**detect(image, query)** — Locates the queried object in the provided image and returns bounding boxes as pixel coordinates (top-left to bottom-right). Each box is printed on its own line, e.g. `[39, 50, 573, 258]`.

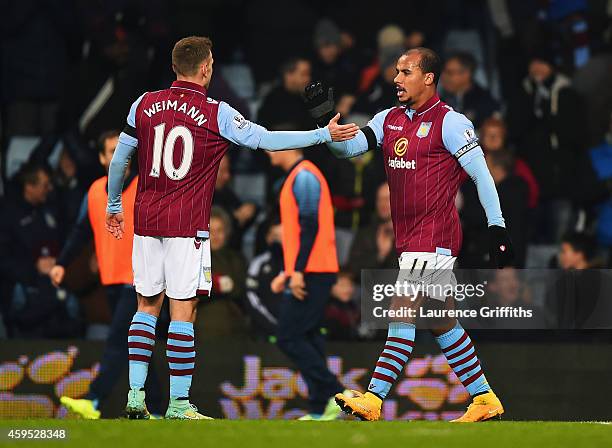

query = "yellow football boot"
[451, 390, 504, 422]
[60, 397, 101, 419]
[334, 390, 382, 421]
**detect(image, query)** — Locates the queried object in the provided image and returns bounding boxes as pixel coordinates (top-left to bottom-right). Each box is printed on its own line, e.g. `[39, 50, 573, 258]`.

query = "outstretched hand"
[106, 212, 125, 240]
[327, 113, 359, 142]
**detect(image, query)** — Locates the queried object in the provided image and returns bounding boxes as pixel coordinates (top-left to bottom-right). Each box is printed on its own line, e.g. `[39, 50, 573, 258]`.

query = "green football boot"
[165, 399, 213, 420]
[125, 389, 151, 420]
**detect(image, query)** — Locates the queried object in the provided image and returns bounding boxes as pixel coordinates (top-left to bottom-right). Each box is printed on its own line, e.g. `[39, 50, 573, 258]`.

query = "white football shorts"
[132, 235, 212, 300]
[397, 250, 457, 302]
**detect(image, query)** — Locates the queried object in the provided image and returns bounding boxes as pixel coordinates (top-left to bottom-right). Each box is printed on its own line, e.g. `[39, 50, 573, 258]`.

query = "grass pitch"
[0, 420, 610, 447]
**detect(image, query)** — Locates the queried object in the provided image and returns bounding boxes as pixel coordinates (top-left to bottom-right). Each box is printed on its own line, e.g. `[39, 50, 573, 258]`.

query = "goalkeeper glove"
[488, 225, 514, 268]
[303, 81, 335, 127]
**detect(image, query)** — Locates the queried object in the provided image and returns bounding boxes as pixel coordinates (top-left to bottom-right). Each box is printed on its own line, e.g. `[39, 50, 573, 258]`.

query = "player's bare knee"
[169, 297, 198, 322]
[137, 292, 164, 316]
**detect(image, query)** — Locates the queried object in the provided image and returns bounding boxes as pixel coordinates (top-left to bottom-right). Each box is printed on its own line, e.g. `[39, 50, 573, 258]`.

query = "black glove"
[488, 225, 514, 268]
[303, 81, 335, 127]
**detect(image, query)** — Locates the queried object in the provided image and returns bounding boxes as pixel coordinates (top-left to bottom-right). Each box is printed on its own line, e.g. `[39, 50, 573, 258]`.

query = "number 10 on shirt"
[150, 123, 194, 181]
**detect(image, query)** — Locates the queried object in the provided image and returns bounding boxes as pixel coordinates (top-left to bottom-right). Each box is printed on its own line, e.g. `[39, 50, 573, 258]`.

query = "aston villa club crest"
[416, 122, 432, 138]
[203, 266, 212, 283]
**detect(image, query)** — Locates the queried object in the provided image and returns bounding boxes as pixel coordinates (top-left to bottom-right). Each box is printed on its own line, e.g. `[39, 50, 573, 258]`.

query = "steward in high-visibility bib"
[87, 173, 136, 285]
[279, 158, 338, 276]
[268, 149, 346, 421]
[49, 130, 161, 419]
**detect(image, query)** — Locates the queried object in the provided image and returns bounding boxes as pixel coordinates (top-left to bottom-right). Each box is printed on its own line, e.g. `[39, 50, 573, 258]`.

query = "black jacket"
[441, 83, 500, 129]
[244, 246, 284, 339]
[0, 195, 63, 288]
[506, 74, 584, 200]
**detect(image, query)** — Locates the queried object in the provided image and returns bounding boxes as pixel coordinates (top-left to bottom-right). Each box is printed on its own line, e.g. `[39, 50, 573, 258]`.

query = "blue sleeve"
[461, 153, 506, 228]
[326, 130, 369, 158]
[367, 107, 393, 146]
[127, 93, 146, 128]
[326, 108, 392, 158]
[122, 93, 146, 147]
[106, 141, 136, 214]
[292, 170, 321, 272]
[118, 131, 138, 148]
[57, 193, 93, 266]
[442, 110, 482, 166]
[217, 101, 331, 150]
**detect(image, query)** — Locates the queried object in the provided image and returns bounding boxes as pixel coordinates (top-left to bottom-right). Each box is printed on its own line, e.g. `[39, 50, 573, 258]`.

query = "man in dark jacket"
[440, 51, 500, 129]
[257, 57, 314, 131]
[0, 163, 81, 337]
[244, 220, 284, 340]
[506, 51, 584, 243]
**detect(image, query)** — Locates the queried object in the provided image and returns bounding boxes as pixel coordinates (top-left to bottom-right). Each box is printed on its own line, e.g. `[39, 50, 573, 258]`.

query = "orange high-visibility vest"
[87, 176, 137, 285]
[279, 160, 338, 275]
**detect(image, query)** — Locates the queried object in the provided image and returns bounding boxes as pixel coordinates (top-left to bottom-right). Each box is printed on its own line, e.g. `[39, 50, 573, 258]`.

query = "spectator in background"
[460, 150, 529, 268]
[61, 11, 150, 149]
[550, 232, 605, 329]
[535, 0, 591, 72]
[53, 147, 85, 227]
[244, 219, 283, 341]
[351, 45, 405, 117]
[257, 57, 313, 131]
[587, 112, 612, 263]
[440, 51, 500, 129]
[487, 269, 532, 307]
[213, 155, 258, 250]
[558, 232, 597, 270]
[358, 25, 406, 97]
[0, 163, 81, 337]
[196, 207, 248, 338]
[485, 269, 546, 330]
[311, 18, 359, 113]
[506, 50, 584, 243]
[480, 117, 539, 209]
[325, 272, 360, 341]
[257, 57, 315, 200]
[572, 47, 612, 149]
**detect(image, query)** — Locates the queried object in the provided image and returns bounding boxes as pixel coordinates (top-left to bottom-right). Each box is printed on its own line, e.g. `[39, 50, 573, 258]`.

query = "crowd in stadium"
[1, 0, 611, 340]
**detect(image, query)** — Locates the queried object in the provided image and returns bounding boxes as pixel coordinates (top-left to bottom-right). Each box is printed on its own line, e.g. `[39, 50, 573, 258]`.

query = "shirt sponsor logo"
[416, 122, 432, 138]
[388, 157, 416, 170]
[394, 137, 408, 157]
[387, 124, 403, 131]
